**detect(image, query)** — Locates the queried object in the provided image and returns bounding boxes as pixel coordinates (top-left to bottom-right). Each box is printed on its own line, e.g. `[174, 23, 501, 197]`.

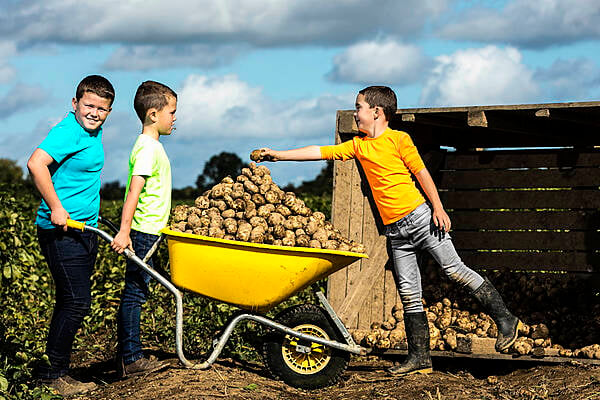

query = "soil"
[72, 353, 599, 400]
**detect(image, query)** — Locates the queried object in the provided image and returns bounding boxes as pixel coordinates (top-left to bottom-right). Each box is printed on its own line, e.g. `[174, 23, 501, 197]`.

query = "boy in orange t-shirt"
[256, 86, 521, 376]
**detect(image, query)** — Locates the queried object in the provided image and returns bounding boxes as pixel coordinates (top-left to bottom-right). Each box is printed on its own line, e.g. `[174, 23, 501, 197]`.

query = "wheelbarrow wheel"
[262, 304, 350, 389]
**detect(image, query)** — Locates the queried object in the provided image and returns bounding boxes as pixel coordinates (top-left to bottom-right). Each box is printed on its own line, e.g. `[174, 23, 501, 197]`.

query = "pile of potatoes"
[170, 162, 366, 253]
[352, 269, 600, 359]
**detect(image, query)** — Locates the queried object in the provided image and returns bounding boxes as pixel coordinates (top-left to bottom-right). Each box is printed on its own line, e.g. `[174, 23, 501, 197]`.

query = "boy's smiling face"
[354, 93, 376, 135]
[72, 91, 112, 132]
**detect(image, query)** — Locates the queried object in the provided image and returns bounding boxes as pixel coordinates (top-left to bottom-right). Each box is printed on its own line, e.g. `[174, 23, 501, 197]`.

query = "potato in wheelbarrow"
[169, 162, 366, 253]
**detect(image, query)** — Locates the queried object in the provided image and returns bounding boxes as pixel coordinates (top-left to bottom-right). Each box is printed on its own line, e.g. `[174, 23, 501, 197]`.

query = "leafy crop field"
[0, 186, 324, 399]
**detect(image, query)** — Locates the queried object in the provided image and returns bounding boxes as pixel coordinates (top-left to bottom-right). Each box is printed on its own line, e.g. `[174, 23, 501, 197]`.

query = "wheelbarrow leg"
[313, 285, 359, 348]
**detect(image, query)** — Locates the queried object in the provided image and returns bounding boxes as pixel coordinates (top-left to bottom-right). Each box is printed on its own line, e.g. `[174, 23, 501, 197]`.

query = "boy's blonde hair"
[359, 86, 397, 122]
[134, 81, 177, 123]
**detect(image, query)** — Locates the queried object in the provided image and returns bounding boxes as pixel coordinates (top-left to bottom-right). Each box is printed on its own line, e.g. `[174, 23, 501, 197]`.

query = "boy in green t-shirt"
[111, 80, 177, 377]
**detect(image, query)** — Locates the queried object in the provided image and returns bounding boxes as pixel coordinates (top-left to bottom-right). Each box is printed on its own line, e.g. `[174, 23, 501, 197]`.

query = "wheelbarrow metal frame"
[74, 219, 366, 371]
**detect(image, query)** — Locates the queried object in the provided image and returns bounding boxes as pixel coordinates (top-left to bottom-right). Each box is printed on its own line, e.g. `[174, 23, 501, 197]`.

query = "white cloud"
[176, 74, 348, 140]
[535, 58, 600, 101]
[170, 74, 349, 187]
[438, 0, 600, 48]
[103, 44, 248, 70]
[3, 0, 449, 47]
[420, 46, 540, 106]
[0, 84, 49, 119]
[327, 39, 431, 85]
[1, 74, 346, 188]
[0, 41, 17, 83]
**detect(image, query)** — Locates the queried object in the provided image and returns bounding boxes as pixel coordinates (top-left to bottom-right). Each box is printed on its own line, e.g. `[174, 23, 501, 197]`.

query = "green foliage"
[0, 160, 25, 186]
[195, 152, 249, 192]
[0, 188, 332, 399]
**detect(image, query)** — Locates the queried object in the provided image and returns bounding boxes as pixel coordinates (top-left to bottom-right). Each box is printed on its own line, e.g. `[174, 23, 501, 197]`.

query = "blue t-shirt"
[35, 112, 104, 229]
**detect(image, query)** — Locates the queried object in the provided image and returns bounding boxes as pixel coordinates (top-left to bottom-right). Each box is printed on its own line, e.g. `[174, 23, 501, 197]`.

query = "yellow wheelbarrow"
[67, 217, 368, 389]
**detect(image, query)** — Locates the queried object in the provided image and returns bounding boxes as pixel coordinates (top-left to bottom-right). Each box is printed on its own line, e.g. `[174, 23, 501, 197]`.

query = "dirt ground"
[69, 353, 600, 400]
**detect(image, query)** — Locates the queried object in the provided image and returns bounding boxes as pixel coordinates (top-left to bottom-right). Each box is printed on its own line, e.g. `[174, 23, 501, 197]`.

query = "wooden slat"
[348, 161, 366, 329]
[439, 168, 600, 189]
[378, 348, 600, 365]
[451, 231, 595, 251]
[445, 151, 600, 169]
[458, 251, 598, 272]
[448, 210, 598, 230]
[441, 189, 600, 209]
[328, 158, 353, 312]
[335, 238, 389, 327]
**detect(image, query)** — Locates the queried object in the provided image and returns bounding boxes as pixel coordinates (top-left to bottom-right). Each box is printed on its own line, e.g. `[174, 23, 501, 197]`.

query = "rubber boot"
[387, 312, 432, 376]
[472, 278, 522, 352]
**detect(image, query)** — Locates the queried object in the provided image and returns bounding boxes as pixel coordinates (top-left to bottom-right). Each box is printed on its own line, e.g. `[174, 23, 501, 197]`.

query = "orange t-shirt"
[320, 128, 426, 225]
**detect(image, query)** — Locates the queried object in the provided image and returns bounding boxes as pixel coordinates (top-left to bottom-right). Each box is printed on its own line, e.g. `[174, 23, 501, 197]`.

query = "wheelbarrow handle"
[66, 219, 135, 259]
[66, 219, 86, 231]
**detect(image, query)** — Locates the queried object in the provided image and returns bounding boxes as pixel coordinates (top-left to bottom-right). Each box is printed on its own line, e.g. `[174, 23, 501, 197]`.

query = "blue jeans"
[36, 227, 98, 379]
[118, 230, 157, 364]
[384, 203, 484, 314]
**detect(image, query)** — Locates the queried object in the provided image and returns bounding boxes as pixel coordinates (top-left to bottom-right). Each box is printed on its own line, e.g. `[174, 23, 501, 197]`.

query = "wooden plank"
[363, 193, 384, 327]
[451, 231, 595, 251]
[383, 267, 399, 324]
[441, 189, 600, 209]
[439, 168, 600, 189]
[458, 251, 598, 272]
[445, 151, 600, 169]
[328, 159, 353, 312]
[347, 161, 366, 329]
[390, 100, 600, 115]
[456, 335, 497, 354]
[376, 348, 600, 365]
[335, 239, 390, 327]
[337, 110, 358, 134]
[448, 210, 598, 230]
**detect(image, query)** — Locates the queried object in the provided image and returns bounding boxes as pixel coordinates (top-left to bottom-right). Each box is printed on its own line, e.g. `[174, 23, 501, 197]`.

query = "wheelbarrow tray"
[161, 228, 368, 312]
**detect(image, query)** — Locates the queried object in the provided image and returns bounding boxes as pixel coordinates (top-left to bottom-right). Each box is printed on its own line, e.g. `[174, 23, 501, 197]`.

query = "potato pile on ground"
[351, 269, 600, 360]
[170, 162, 366, 253]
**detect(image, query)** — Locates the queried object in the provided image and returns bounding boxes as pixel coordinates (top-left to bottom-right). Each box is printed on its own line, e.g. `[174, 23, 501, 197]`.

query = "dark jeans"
[36, 227, 98, 379]
[118, 229, 157, 364]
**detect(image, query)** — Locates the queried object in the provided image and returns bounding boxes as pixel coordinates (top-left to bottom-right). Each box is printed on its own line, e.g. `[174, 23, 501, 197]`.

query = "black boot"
[387, 312, 432, 376]
[472, 278, 522, 352]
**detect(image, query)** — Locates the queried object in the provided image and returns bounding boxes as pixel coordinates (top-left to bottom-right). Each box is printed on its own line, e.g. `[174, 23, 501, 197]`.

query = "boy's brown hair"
[134, 81, 177, 123]
[76, 75, 115, 106]
[359, 86, 397, 122]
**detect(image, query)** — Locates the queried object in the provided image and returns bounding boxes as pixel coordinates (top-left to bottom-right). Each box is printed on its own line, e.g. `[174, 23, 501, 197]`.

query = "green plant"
[0, 187, 333, 398]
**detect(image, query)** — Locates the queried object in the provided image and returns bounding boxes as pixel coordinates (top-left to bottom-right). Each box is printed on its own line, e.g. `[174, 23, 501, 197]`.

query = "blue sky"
[1, 0, 599, 188]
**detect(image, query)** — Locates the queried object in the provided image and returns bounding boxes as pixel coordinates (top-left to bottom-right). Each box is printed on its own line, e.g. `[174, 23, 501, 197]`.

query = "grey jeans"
[384, 203, 484, 314]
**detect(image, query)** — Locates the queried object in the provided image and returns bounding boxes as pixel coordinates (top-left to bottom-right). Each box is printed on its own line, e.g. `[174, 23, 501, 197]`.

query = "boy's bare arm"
[256, 146, 322, 162]
[27, 148, 70, 230]
[111, 175, 146, 254]
[415, 168, 451, 232]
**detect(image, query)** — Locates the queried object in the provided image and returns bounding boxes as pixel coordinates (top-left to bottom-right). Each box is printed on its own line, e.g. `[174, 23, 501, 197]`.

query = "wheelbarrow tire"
[262, 303, 350, 389]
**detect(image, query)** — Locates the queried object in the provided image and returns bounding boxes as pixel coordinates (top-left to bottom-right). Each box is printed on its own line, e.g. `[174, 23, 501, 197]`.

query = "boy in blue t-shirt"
[111, 81, 176, 378]
[27, 75, 114, 396]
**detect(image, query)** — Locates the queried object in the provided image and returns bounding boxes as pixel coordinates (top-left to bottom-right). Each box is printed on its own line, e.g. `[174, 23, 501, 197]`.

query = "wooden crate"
[327, 102, 600, 333]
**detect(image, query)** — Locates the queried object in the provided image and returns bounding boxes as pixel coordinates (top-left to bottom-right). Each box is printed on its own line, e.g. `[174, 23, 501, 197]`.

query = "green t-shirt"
[126, 134, 172, 235]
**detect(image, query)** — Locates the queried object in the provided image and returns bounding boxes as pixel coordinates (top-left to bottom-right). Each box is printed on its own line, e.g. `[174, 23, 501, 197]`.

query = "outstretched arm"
[27, 148, 70, 231]
[415, 168, 451, 232]
[257, 146, 322, 162]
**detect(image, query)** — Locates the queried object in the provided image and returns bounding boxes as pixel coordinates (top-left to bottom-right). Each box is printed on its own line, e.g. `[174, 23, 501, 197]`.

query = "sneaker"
[118, 355, 169, 378]
[42, 375, 97, 396]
